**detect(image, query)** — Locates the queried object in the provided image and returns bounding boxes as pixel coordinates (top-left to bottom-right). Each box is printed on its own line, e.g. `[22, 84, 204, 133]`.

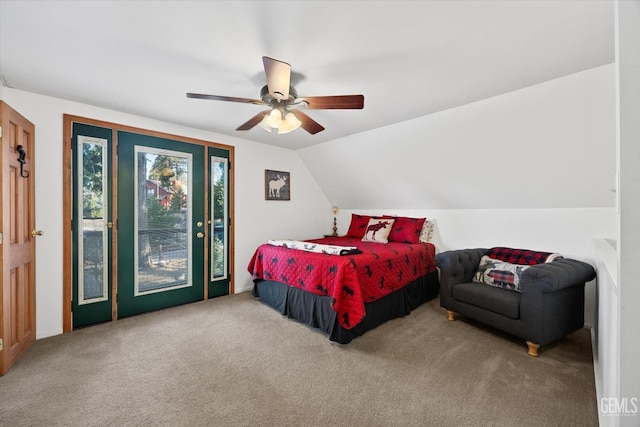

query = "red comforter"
[247, 236, 436, 330]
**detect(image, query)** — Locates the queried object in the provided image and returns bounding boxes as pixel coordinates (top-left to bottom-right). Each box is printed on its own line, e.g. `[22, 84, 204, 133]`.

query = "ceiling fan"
[186, 56, 364, 135]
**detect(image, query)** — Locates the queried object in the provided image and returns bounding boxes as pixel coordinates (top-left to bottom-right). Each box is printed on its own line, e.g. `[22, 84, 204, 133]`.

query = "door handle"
[31, 229, 43, 238]
[196, 232, 205, 239]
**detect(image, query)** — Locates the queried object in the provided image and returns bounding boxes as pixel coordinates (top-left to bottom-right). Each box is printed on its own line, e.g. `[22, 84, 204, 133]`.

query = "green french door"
[116, 131, 205, 317]
[71, 123, 231, 329]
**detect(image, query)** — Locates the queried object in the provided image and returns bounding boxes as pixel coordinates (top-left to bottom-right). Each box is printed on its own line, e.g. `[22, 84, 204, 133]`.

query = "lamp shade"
[258, 108, 283, 132]
[278, 111, 302, 134]
[258, 107, 301, 134]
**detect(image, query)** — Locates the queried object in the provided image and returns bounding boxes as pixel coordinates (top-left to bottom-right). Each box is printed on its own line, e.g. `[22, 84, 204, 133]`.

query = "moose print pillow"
[361, 218, 395, 244]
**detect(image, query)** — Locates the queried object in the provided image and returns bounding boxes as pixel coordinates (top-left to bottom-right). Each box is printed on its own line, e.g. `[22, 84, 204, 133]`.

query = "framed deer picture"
[265, 170, 290, 200]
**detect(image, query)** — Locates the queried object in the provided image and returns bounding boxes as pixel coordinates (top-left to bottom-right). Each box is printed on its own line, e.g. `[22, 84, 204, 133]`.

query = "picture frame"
[265, 170, 290, 200]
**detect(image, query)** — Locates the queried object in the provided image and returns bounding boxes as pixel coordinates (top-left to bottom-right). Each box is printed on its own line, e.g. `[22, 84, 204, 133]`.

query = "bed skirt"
[252, 269, 440, 344]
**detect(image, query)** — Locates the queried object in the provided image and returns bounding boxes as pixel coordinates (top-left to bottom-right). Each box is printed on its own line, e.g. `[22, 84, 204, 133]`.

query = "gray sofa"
[434, 248, 596, 356]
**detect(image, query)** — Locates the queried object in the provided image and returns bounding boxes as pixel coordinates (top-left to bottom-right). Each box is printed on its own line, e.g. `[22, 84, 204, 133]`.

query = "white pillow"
[419, 220, 434, 243]
[361, 218, 395, 244]
[472, 255, 530, 292]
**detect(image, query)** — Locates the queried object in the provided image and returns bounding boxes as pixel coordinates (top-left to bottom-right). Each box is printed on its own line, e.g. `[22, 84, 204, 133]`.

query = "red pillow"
[387, 216, 427, 244]
[346, 214, 372, 238]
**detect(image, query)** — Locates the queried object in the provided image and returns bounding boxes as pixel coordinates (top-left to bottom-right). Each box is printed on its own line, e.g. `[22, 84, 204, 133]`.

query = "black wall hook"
[17, 145, 29, 178]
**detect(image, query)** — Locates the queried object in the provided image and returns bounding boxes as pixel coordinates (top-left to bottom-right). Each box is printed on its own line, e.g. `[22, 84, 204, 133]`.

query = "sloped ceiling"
[0, 1, 613, 150]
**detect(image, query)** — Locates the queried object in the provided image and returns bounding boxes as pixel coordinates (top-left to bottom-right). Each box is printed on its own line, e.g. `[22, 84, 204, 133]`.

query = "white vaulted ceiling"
[0, 1, 613, 150]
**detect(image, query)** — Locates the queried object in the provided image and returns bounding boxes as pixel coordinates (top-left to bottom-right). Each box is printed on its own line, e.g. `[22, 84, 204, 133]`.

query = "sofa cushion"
[473, 255, 530, 292]
[452, 282, 521, 320]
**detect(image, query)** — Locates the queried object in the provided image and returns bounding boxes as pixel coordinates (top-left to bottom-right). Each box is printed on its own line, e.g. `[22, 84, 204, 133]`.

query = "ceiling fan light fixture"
[258, 108, 283, 132]
[257, 120, 272, 133]
[258, 107, 301, 134]
[278, 111, 302, 134]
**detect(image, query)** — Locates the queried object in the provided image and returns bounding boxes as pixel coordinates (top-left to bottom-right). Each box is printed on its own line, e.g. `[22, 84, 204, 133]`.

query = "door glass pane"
[211, 157, 228, 281]
[77, 136, 108, 304]
[134, 146, 192, 295]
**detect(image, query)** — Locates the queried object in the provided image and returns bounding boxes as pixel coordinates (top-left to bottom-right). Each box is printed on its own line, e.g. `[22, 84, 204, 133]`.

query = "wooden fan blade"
[292, 110, 325, 135]
[298, 94, 364, 110]
[262, 56, 291, 100]
[236, 111, 268, 131]
[187, 93, 264, 105]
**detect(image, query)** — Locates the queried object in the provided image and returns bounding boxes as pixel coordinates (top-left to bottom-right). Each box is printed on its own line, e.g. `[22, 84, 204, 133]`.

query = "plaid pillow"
[486, 247, 562, 265]
[473, 255, 530, 292]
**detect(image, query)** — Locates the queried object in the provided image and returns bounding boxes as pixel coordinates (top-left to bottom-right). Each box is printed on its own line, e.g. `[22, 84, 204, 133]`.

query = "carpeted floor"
[0, 292, 598, 426]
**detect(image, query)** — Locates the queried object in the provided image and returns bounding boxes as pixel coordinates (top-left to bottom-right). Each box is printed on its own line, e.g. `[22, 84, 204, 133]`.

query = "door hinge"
[0, 125, 3, 138]
[0, 338, 3, 351]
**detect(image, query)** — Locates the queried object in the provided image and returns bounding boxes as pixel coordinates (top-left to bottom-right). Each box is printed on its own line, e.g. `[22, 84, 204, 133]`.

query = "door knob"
[196, 232, 205, 239]
[31, 229, 43, 238]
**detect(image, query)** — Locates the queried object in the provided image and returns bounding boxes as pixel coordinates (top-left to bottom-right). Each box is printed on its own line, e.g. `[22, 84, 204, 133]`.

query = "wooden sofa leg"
[446, 310, 455, 321]
[526, 341, 540, 357]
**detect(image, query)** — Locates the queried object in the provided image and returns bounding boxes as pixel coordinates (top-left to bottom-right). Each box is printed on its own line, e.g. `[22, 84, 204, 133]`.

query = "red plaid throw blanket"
[486, 247, 563, 265]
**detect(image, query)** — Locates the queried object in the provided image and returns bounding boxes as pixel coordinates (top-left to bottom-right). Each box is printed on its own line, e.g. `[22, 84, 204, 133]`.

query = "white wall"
[0, 88, 331, 339]
[299, 64, 616, 211]
[614, 1, 640, 425]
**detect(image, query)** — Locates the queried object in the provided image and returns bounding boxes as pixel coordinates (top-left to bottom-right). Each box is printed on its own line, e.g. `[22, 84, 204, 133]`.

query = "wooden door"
[0, 101, 36, 376]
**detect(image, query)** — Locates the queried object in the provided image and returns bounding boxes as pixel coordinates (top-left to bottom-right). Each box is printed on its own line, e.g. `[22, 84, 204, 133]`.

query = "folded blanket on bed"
[267, 239, 362, 256]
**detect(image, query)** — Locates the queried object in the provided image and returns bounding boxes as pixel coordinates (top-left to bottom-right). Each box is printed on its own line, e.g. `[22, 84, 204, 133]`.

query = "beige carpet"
[0, 292, 598, 426]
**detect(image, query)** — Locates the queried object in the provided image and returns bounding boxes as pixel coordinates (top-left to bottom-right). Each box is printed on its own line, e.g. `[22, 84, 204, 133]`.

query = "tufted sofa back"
[436, 248, 486, 286]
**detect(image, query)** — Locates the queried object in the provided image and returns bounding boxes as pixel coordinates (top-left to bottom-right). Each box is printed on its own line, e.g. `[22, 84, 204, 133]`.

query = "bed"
[247, 215, 439, 343]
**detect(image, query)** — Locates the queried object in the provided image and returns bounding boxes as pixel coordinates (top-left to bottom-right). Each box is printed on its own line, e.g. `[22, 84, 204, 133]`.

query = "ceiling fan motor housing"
[260, 85, 298, 105]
